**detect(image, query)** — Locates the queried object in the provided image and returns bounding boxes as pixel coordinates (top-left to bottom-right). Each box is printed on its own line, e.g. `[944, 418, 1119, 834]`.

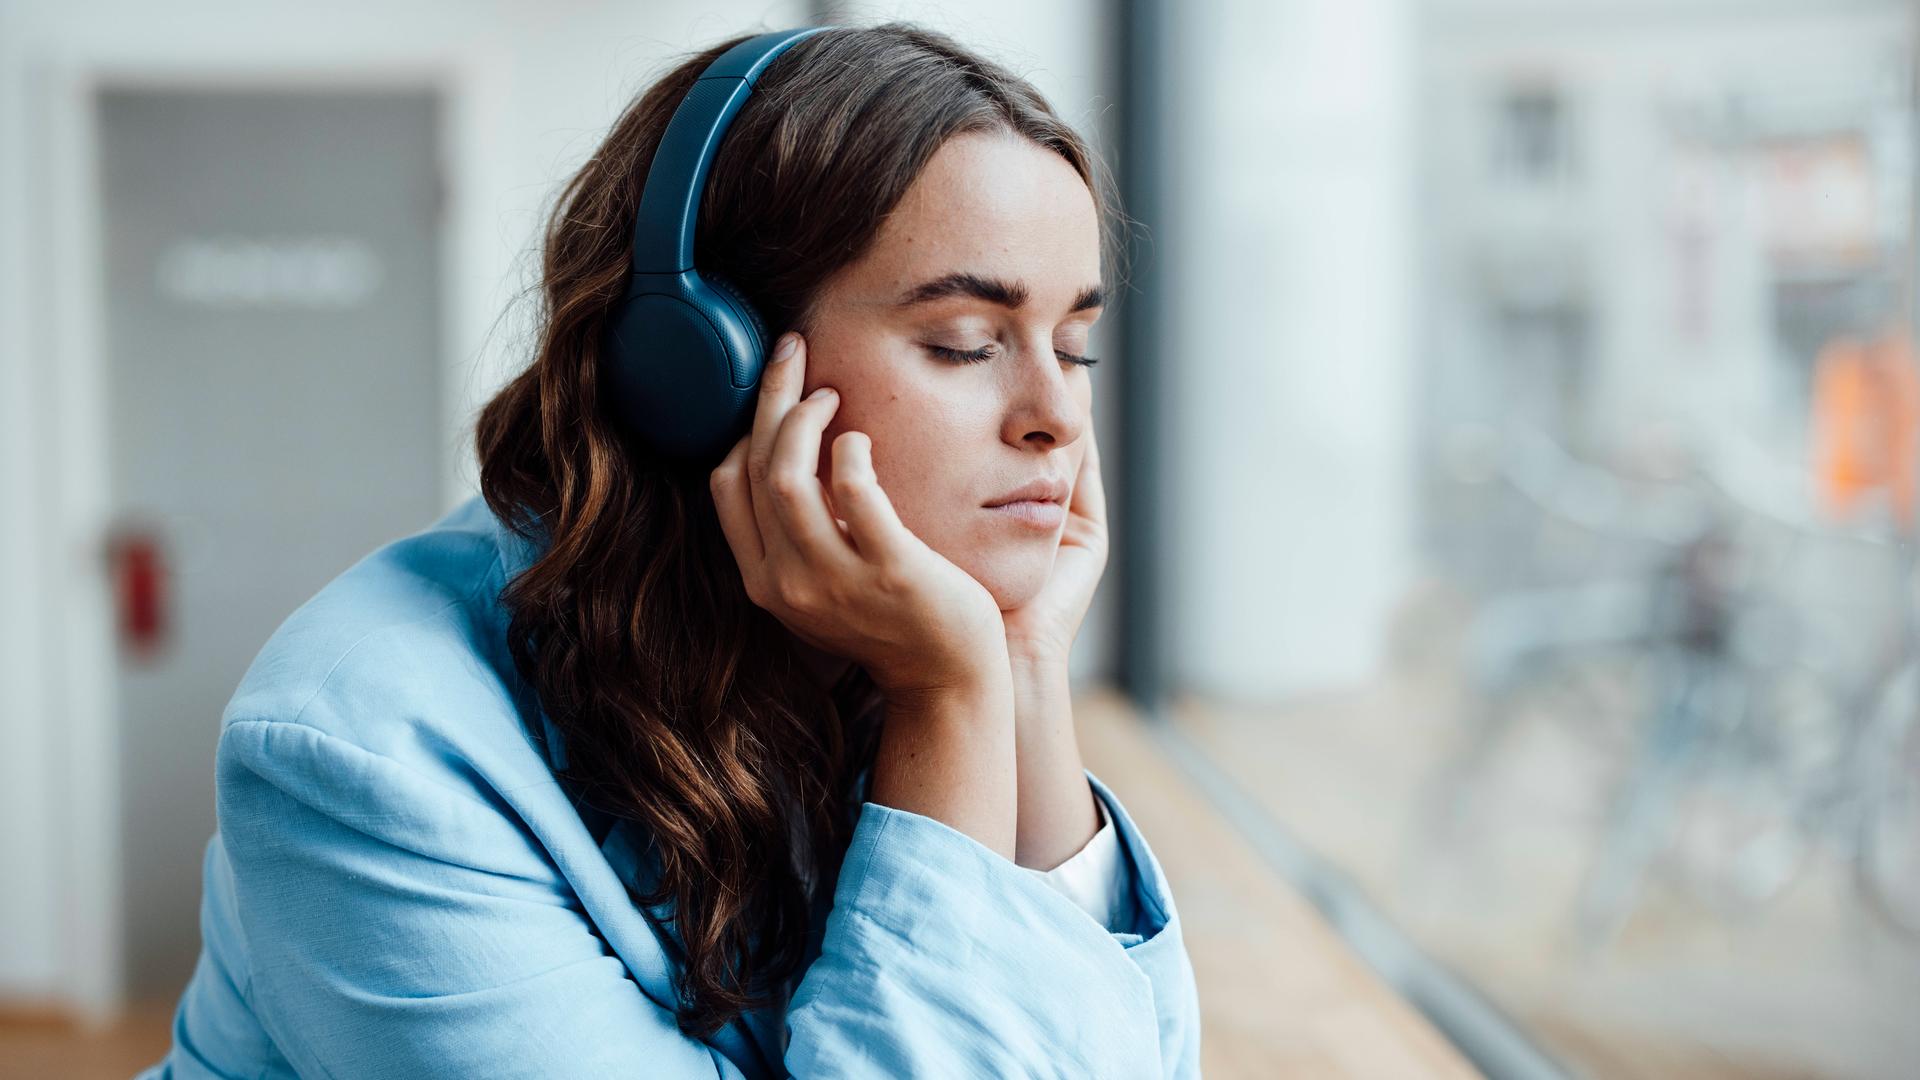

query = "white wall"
[0, 0, 62, 1008]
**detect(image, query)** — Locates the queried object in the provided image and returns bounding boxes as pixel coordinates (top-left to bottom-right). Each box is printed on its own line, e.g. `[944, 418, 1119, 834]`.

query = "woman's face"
[801, 130, 1103, 611]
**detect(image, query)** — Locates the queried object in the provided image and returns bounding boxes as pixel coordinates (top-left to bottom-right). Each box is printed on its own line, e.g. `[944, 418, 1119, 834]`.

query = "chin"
[959, 551, 1055, 611]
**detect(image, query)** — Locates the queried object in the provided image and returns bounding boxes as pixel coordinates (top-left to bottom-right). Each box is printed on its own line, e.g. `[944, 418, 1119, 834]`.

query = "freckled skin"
[799, 130, 1101, 611]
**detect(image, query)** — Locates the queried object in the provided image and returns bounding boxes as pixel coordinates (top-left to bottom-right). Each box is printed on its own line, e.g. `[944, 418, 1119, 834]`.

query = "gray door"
[99, 88, 444, 997]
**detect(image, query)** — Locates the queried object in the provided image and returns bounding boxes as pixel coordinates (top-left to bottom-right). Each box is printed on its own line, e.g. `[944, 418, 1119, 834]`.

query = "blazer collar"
[488, 500, 550, 590]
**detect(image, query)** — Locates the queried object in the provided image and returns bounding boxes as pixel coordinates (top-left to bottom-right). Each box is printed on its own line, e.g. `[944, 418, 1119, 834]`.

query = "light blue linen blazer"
[137, 495, 1203, 1078]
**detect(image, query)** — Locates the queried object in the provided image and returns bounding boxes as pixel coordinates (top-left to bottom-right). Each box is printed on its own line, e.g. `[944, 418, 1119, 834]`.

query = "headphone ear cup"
[601, 272, 771, 462]
[707, 274, 769, 369]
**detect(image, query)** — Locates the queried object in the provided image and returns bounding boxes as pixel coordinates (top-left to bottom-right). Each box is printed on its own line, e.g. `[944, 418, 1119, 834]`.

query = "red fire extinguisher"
[108, 523, 171, 663]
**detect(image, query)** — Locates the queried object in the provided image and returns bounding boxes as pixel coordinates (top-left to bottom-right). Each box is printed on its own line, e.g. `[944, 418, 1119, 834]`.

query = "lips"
[983, 475, 1070, 508]
[985, 499, 1067, 530]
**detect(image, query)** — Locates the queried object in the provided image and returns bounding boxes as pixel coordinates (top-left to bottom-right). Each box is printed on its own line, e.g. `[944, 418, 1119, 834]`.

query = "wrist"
[1007, 653, 1074, 738]
[878, 653, 1013, 711]
[879, 670, 1016, 746]
[1008, 648, 1070, 676]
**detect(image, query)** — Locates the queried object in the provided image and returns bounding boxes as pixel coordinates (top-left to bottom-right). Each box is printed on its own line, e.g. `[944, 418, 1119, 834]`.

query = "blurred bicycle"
[1406, 406, 1920, 948]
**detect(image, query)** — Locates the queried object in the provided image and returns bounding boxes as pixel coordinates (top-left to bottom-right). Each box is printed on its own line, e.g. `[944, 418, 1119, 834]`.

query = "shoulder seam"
[273, 536, 507, 733]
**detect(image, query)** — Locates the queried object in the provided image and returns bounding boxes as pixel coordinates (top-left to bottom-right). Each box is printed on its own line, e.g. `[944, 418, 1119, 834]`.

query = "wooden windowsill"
[1073, 684, 1482, 1078]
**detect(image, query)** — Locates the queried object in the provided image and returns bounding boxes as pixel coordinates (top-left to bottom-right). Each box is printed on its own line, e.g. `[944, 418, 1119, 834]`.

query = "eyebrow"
[894, 272, 1105, 315]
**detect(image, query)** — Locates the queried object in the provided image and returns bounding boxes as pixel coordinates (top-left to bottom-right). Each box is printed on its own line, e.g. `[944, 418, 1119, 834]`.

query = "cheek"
[826, 408, 974, 534]
[807, 346, 891, 478]
[816, 370, 951, 475]
[814, 391, 891, 484]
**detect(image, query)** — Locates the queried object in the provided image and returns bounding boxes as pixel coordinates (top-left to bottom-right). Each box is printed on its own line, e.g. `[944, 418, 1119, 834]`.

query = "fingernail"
[773, 334, 799, 363]
[808, 386, 836, 401]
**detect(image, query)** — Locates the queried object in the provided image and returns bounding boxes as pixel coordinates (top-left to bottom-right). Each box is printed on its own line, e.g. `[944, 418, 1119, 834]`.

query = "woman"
[140, 21, 1200, 1079]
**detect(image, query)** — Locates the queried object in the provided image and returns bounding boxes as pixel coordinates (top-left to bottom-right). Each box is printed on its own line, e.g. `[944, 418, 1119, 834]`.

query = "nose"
[999, 337, 1088, 449]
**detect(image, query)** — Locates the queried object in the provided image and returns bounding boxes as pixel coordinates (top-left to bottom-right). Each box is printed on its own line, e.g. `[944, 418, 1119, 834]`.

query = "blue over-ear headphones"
[601, 26, 833, 464]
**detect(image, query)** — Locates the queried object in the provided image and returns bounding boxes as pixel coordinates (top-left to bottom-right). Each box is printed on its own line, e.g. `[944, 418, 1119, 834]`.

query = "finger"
[767, 386, 857, 565]
[830, 430, 915, 562]
[747, 332, 808, 559]
[820, 486, 853, 541]
[709, 432, 765, 564]
[823, 489, 854, 543]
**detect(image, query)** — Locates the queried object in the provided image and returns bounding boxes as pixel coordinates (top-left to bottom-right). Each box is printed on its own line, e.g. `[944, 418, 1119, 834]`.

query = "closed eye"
[923, 343, 1100, 367]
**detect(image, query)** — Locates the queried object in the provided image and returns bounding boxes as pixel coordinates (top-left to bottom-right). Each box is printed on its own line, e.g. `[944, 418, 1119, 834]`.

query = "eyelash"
[924, 343, 1100, 367]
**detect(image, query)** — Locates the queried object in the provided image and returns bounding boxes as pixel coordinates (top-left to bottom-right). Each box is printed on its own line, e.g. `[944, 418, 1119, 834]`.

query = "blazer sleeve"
[1019, 784, 1141, 932]
[218, 719, 1201, 1079]
[785, 767, 1203, 1078]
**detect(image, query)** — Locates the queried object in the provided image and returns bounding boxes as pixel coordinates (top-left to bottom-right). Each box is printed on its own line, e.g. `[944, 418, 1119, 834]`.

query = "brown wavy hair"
[473, 21, 1123, 1039]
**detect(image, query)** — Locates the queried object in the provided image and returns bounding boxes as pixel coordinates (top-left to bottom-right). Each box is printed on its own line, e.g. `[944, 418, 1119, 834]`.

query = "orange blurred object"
[1811, 326, 1920, 532]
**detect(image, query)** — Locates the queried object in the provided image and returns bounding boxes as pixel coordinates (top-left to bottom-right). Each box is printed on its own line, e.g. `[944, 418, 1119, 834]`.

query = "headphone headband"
[604, 25, 831, 462]
[629, 26, 831, 274]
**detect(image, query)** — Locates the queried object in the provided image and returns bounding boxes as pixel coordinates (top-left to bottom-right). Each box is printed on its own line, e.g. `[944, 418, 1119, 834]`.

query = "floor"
[0, 1001, 175, 1079]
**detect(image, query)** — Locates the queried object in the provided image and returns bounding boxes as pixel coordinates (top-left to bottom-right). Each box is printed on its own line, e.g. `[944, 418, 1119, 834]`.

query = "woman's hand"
[999, 425, 1110, 664]
[710, 332, 1008, 701]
